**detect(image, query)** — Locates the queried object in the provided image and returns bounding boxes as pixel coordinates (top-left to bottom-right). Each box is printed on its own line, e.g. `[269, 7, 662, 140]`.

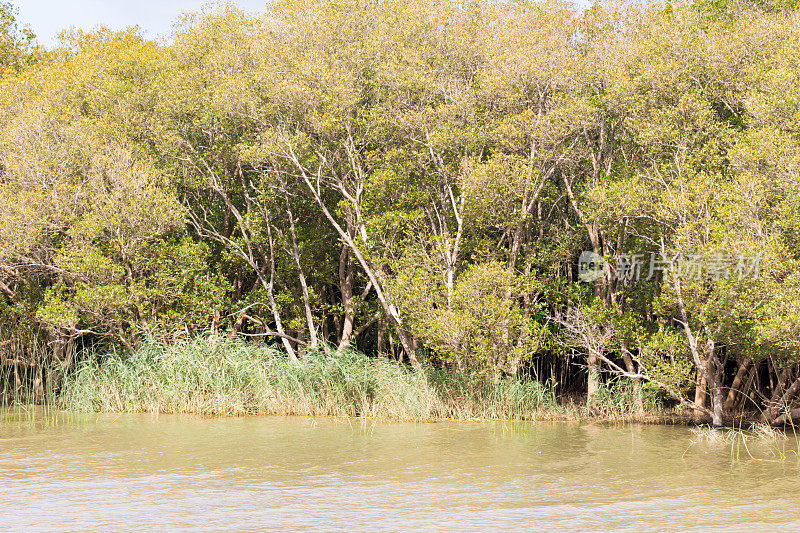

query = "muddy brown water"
[1, 411, 799, 531]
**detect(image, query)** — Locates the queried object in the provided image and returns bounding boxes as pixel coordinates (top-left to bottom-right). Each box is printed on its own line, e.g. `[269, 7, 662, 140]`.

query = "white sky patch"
[16, 0, 270, 47]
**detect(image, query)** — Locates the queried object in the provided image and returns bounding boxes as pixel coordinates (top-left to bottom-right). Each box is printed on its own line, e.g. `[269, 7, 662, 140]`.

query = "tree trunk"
[764, 367, 794, 422]
[765, 369, 800, 424]
[735, 364, 758, 412]
[398, 329, 420, 367]
[377, 318, 386, 355]
[709, 367, 724, 425]
[338, 246, 355, 350]
[694, 372, 708, 424]
[265, 226, 298, 362]
[296, 328, 307, 356]
[297, 168, 419, 367]
[701, 338, 724, 427]
[321, 287, 330, 343]
[622, 348, 645, 415]
[673, 272, 719, 425]
[284, 191, 317, 349]
[587, 351, 600, 407]
[723, 358, 752, 413]
[771, 407, 800, 426]
[710, 385, 725, 427]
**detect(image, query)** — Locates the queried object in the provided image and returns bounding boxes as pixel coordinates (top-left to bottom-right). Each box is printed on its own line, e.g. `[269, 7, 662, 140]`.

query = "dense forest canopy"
[1, 0, 800, 425]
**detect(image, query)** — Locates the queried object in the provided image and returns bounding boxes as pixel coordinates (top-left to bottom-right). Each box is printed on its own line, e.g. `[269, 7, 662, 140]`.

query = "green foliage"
[0, 0, 799, 423]
[390, 260, 545, 379]
[0, 1, 35, 74]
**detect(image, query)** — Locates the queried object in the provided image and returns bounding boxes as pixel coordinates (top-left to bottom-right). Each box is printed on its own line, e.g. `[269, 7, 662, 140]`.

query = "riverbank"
[29, 336, 676, 423]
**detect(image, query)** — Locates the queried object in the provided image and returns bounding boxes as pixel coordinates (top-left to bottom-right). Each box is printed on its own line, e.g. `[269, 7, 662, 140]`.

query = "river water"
[1, 411, 799, 531]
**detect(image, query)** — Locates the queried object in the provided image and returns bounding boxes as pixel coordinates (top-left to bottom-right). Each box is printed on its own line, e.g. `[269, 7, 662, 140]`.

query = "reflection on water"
[1, 410, 798, 531]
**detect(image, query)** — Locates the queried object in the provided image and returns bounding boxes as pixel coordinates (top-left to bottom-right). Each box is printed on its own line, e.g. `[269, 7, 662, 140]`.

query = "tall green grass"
[591, 376, 664, 420]
[58, 336, 562, 421]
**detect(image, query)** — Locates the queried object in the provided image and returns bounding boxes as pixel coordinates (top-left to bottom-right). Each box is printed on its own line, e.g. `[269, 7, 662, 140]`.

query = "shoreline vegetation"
[4, 336, 669, 423]
[61, 336, 653, 422]
[1, 0, 800, 430]
[0, 335, 724, 424]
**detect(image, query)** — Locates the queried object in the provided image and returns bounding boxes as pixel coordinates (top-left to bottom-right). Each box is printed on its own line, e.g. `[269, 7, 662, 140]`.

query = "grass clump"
[690, 423, 785, 444]
[591, 377, 664, 420]
[58, 336, 560, 421]
[688, 422, 799, 461]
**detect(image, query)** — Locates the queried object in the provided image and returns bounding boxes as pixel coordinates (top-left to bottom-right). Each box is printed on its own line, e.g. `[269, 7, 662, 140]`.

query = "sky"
[16, 0, 270, 47]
